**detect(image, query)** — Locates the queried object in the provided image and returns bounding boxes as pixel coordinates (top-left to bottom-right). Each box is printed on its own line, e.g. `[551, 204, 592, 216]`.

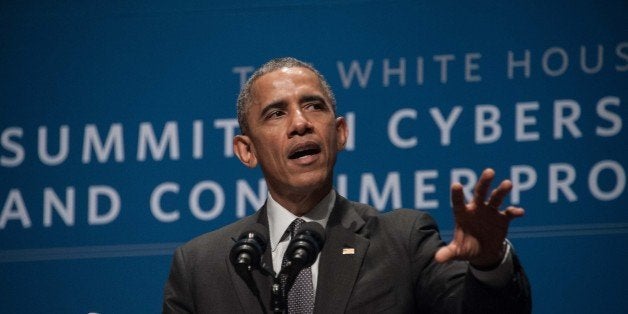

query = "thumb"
[435, 245, 456, 263]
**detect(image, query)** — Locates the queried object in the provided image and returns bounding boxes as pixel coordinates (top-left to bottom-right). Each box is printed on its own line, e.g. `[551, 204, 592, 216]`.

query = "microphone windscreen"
[240, 222, 269, 246]
[298, 221, 325, 246]
[230, 222, 269, 270]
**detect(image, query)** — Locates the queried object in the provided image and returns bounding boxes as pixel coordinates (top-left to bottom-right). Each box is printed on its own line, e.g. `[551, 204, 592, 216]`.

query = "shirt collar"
[267, 190, 335, 252]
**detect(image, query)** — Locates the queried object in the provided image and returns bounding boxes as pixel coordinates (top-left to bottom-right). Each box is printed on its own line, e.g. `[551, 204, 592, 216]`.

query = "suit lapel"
[314, 195, 370, 313]
[227, 206, 274, 313]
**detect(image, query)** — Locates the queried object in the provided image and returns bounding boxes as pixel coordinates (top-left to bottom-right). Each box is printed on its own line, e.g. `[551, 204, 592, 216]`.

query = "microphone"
[284, 221, 326, 270]
[229, 223, 268, 275]
[273, 222, 325, 313]
[230, 223, 269, 313]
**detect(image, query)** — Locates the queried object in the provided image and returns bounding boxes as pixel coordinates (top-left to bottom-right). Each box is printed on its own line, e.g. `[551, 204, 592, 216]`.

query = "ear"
[233, 135, 258, 168]
[335, 116, 348, 151]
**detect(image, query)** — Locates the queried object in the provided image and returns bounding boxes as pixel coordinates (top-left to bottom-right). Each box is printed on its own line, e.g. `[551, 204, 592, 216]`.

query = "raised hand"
[435, 168, 525, 268]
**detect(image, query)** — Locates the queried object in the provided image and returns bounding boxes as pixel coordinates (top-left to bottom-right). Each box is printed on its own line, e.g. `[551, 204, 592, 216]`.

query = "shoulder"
[367, 207, 439, 231]
[176, 214, 260, 263]
[381, 208, 438, 228]
[345, 198, 380, 218]
[336, 194, 439, 232]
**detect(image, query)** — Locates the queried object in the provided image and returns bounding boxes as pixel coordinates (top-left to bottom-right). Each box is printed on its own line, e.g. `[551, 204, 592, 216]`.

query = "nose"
[288, 108, 313, 137]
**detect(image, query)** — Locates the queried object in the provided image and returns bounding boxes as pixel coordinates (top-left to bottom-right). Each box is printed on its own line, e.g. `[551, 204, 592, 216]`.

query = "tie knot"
[287, 218, 305, 238]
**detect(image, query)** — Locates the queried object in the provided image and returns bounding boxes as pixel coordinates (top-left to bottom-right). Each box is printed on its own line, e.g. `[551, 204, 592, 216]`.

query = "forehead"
[250, 67, 326, 104]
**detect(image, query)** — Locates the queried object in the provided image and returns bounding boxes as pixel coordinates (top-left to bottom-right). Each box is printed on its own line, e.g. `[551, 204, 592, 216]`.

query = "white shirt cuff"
[469, 239, 514, 288]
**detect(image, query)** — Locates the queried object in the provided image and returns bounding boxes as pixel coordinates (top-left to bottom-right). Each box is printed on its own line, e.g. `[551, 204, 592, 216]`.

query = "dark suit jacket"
[163, 194, 531, 313]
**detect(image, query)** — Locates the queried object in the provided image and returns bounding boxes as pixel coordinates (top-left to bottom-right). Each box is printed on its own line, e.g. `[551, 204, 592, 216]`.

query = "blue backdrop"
[1, 1, 627, 313]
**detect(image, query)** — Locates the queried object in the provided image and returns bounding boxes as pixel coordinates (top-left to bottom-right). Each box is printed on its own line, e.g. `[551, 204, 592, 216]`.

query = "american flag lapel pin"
[342, 248, 355, 255]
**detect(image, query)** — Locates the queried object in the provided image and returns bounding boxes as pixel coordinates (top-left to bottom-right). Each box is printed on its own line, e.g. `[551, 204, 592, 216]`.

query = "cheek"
[327, 131, 340, 151]
[255, 141, 283, 166]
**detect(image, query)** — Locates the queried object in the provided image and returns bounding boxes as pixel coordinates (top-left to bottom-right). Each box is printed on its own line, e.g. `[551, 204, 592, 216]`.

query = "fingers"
[504, 206, 525, 220]
[487, 179, 513, 210]
[451, 183, 466, 214]
[473, 169, 495, 206]
[473, 169, 517, 212]
[454, 168, 521, 216]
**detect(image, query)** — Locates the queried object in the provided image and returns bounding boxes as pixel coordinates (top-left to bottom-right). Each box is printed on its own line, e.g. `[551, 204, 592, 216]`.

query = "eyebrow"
[259, 100, 287, 118]
[259, 94, 329, 118]
[301, 94, 327, 105]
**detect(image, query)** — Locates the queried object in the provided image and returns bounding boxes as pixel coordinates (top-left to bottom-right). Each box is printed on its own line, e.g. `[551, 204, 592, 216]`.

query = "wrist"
[470, 240, 509, 271]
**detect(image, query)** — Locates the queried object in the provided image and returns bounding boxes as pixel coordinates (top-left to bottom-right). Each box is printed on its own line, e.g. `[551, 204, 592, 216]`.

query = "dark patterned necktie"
[282, 218, 315, 313]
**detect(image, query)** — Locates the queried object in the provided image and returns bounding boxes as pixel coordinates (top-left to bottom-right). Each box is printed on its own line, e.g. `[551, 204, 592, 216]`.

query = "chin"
[291, 173, 331, 191]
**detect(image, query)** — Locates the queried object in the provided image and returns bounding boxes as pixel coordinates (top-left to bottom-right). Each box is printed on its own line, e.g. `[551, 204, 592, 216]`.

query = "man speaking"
[162, 57, 531, 313]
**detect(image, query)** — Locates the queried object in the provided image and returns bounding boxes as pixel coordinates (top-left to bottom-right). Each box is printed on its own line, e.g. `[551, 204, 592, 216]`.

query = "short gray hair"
[236, 57, 336, 135]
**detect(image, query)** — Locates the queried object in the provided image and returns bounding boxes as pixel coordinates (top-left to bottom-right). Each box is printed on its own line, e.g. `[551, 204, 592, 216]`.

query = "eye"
[265, 109, 285, 120]
[305, 101, 326, 111]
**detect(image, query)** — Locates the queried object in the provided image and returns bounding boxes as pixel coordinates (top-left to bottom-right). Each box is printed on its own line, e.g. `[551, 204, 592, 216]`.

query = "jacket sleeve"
[408, 210, 531, 313]
[461, 253, 532, 313]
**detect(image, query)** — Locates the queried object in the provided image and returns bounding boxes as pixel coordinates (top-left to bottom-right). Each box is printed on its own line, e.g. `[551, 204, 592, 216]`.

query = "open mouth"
[288, 143, 321, 159]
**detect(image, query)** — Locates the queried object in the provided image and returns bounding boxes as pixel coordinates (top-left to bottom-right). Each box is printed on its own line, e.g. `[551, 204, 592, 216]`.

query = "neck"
[269, 183, 332, 216]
